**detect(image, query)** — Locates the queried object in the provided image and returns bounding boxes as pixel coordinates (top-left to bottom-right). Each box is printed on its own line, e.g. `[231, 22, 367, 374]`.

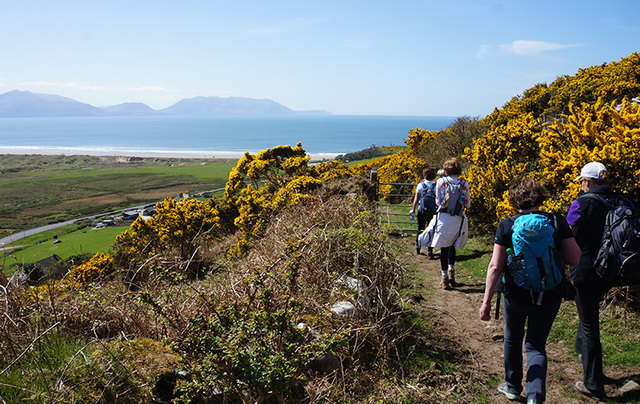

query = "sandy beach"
[0, 147, 340, 161]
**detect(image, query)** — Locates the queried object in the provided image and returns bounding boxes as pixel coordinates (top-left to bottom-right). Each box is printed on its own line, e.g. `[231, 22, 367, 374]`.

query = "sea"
[0, 115, 455, 159]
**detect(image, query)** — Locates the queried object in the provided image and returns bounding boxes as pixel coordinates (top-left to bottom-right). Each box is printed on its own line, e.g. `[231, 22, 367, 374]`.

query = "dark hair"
[592, 170, 610, 185]
[443, 158, 461, 176]
[423, 167, 436, 181]
[508, 177, 549, 210]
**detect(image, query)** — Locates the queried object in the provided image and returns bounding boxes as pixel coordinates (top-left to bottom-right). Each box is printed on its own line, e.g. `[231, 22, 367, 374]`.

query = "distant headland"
[0, 90, 332, 118]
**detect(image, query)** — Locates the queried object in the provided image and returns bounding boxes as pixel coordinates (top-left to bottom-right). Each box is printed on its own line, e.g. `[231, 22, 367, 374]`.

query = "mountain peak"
[0, 91, 330, 117]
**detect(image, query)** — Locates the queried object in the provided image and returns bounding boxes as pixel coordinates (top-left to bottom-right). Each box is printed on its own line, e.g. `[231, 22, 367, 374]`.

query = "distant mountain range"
[0, 90, 330, 117]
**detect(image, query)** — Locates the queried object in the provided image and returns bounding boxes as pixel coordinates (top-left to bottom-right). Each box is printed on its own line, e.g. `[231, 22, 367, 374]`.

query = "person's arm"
[435, 178, 445, 206]
[479, 243, 507, 321]
[410, 185, 420, 214]
[566, 200, 581, 237]
[560, 237, 581, 266]
[569, 225, 578, 236]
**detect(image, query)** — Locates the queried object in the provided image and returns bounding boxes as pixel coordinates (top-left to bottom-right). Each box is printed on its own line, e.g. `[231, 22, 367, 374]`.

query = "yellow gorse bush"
[223, 143, 353, 255]
[351, 150, 425, 201]
[540, 98, 640, 211]
[60, 143, 354, 283]
[463, 53, 640, 226]
[116, 196, 219, 264]
[464, 112, 541, 224]
[64, 252, 114, 289]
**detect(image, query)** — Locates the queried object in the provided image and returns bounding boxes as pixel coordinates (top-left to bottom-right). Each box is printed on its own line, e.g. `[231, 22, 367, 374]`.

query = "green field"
[2, 225, 127, 273]
[0, 154, 237, 235]
[0, 153, 374, 272]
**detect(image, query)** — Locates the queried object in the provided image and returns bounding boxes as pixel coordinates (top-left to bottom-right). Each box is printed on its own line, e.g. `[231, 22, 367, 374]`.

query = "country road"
[0, 204, 152, 247]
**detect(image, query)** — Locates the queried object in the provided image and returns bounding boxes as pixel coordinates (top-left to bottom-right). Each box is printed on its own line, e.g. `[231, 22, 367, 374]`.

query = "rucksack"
[508, 213, 564, 304]
[439, 178, 466, 216]
[585, 194, 640, 286]
[419, 181, 436, 214]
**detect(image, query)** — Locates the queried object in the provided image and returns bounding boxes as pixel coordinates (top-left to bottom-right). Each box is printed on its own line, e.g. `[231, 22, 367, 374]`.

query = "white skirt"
[417, 212, 468, 249]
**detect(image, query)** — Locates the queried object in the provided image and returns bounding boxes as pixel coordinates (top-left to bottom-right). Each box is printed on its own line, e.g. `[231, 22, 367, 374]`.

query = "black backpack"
[419, 181, 436, 214]
[586, 193, 640, 286]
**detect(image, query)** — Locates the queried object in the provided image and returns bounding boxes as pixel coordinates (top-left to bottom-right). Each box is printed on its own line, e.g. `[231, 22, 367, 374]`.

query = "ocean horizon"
[0, 115, 456, 158]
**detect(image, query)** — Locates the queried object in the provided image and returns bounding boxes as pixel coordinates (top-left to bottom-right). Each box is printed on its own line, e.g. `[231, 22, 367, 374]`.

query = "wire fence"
[371, 171, 418, 236]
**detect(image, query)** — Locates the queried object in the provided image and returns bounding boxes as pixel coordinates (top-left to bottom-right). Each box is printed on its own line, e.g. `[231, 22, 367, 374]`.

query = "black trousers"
[574, 281, 611, 393]
[415, 210, 434, 254]
[440, 246, 456, 272]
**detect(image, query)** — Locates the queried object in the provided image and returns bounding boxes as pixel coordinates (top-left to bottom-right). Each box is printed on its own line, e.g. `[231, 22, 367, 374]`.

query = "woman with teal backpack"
[479, 177, 580, 404]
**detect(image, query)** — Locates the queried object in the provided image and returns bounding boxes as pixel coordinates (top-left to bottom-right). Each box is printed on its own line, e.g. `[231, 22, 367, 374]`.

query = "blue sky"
[1, 1, 638, 116]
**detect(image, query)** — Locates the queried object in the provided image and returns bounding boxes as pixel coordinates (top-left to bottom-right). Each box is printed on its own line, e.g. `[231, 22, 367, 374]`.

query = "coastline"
[0, 146, 340, 161]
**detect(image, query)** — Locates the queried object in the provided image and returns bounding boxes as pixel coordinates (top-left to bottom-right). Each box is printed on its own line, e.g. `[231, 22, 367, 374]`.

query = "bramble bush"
[172, 269, 341, 404]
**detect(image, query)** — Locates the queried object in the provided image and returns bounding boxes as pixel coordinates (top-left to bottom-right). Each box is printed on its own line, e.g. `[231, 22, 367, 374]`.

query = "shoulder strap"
[581, 192, 617, 209]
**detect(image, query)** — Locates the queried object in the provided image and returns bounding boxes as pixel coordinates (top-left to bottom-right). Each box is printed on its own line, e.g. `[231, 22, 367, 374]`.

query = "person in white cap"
[566, 162, 635, 399]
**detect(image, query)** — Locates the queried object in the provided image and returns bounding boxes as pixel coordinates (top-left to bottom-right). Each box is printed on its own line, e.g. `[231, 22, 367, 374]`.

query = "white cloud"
[476, 44, 491, 58]
[128, 86, 172, 92]
[19, 81, 110, 91]
[498, 40, 578, 56]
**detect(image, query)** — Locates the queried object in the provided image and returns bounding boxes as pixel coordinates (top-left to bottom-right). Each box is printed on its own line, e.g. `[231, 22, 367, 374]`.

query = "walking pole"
[494, 277, 503, 320]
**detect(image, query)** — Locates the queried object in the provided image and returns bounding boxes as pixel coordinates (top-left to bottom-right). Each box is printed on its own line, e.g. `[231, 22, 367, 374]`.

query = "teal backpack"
[508, 213, 564, 304]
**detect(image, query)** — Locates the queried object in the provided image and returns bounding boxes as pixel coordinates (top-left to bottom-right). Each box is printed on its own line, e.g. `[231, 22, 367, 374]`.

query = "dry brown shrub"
[0, 190, 412, 402]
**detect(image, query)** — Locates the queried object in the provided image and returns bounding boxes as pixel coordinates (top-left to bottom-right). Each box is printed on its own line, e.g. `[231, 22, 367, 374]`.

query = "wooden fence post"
[370, 170, 378, 201]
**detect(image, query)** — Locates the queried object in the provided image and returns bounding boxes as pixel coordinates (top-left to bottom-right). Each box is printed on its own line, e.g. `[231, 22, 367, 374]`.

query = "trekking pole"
[494, 277, 503, 320]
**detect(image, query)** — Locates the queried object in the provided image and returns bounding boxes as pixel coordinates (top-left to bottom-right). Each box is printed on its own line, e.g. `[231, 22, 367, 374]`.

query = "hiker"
[566, 162, 635, 400]
[479, 177, 580, 404]
[409, 167, 437, 259]
[417, 158, 470, 289]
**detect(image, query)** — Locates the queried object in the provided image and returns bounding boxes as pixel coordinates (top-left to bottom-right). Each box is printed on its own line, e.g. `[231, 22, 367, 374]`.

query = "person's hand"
[479, 301, 492, 321]
[409, 208, 414, 214]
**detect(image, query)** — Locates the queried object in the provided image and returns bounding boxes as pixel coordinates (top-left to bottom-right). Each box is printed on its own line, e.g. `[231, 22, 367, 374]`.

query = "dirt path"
[402, 237, 635, 403]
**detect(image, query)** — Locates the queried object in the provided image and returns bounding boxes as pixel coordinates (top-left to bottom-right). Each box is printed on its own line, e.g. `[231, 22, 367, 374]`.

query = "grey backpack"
[439, 178, 466, 216]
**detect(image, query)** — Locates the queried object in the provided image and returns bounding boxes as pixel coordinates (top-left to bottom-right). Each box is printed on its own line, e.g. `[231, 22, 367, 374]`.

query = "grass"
[3, 225, 125, 268]
[377, 200, 415, 234]
[0, 328, 92, 403]
[455, 235, 493, 280]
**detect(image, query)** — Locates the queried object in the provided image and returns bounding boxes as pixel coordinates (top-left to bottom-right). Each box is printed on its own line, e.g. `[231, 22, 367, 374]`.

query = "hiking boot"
[574, 381, 606, 401]
[497, 382, 521, 401]
[441, 277, 452, 290]
[448, 269, 459, 287]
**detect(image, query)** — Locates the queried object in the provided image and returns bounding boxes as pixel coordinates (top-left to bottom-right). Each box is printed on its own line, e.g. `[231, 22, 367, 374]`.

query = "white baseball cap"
[574, 162, 607, 181]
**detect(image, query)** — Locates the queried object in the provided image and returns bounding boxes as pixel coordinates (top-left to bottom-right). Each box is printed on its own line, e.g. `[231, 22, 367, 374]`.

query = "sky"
[1, 1, 638, 117]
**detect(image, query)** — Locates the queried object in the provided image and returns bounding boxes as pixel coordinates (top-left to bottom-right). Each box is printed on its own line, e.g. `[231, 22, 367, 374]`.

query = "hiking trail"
[402, 237, 636, 403]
